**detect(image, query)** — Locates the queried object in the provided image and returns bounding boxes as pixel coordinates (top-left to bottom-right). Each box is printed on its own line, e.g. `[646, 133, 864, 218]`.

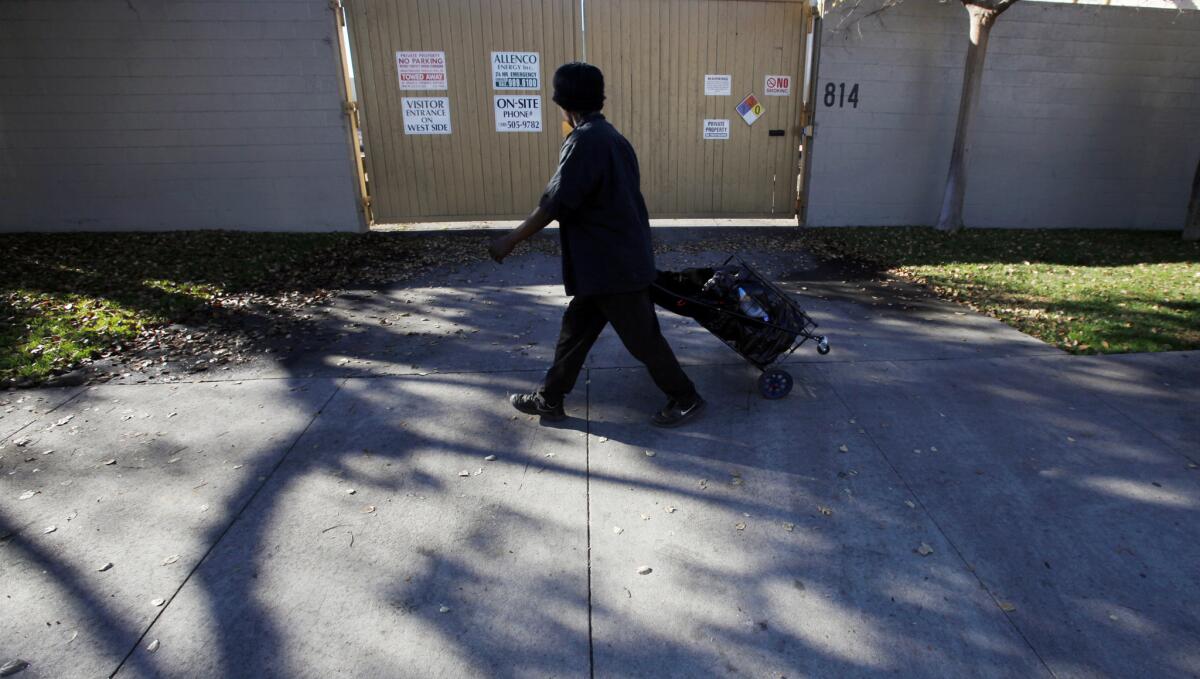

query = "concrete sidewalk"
[2, 250, 1197, 679]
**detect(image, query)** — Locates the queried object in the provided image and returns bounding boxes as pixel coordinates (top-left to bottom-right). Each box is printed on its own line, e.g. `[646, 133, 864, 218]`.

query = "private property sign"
[703, 119, 730, 140]
[402, 97, 451, 135]
[494, 95, 542, 132]
[492, 52, 540, 89]
[396, 51, 447, 91]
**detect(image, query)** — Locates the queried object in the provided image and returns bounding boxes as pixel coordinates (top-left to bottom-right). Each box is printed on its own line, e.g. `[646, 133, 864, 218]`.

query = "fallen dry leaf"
[637, 566, 652, 575]
[735, 522, 746, 531]
[999, 601, 1017, 612]
[838, 444, 849, 453]
[916, 543, 934, 556]
[0, 660, 30, 676]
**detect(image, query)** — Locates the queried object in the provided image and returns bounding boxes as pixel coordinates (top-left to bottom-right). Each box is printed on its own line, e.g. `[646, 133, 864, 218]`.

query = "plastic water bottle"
[736, 287, 769, 322]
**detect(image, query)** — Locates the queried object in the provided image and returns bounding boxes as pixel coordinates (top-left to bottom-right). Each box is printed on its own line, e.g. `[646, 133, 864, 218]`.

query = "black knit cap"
[552, 62, 605, 113]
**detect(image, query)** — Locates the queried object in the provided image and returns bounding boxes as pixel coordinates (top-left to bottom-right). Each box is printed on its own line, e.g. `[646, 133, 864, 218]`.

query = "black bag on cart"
[650, 260, 830, 399]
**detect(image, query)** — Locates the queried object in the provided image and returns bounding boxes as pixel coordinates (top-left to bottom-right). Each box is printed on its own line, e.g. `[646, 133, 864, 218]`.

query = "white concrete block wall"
[0, 0, 363, 232]
[808, 0, 1200, 229]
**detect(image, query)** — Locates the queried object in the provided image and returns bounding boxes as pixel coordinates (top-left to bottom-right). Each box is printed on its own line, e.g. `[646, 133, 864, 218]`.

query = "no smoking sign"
[764, 75, 792, 96]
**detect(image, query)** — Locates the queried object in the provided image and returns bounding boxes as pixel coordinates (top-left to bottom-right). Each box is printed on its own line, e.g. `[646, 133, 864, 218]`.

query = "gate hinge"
[329, 0, 344, 12]
[343, 100, 358, 115]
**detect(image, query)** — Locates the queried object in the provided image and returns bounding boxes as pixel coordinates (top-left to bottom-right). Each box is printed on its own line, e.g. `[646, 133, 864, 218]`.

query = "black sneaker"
[510, 392, 566, 422]
[651, 395, 706, 428]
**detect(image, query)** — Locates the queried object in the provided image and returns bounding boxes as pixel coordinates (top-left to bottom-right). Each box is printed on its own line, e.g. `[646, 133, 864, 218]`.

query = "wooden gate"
[344, 0, 809, 222]
[586, 0, 809, 216]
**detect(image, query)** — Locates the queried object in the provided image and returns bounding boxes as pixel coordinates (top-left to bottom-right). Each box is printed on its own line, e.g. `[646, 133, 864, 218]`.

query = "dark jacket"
[539, 113, 655, 297]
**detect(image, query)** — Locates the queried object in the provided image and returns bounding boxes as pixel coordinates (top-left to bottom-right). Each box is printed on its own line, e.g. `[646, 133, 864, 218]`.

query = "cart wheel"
[816, 336, 831, 355]
[758, 369, 793, 400]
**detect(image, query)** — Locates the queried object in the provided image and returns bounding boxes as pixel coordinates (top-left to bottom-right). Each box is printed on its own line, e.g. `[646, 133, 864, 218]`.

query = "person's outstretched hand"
[489, 234, 515, 263]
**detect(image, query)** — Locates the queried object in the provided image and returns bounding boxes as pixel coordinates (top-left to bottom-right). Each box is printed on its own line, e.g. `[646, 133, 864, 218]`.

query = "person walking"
[488, 62, 705, 428]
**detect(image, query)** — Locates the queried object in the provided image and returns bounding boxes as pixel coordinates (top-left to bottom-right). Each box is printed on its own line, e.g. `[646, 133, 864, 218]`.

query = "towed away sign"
[396, 51, 447, 91]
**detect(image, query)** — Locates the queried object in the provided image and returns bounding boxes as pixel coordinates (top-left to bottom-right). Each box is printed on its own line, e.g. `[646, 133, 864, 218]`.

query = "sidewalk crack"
[1, 386, 87, 446]
[585, 368, 595, 679]
[107, 378, 347, 679]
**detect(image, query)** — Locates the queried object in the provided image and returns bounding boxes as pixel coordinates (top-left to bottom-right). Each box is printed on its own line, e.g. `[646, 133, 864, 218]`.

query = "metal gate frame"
[331, 0, 373, 227]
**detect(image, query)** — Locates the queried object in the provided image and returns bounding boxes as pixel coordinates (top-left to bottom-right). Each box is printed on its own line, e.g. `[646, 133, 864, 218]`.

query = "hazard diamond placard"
[735, 93, 763, 126]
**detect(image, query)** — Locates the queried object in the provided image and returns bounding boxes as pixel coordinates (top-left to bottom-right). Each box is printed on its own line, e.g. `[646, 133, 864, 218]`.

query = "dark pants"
[539, 288, 697, 405]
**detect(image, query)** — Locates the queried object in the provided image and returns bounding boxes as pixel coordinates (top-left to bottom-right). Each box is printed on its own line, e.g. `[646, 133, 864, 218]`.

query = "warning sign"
[764, 75, 792, 96]
[494, 95, 542, 133]
[735, 93, 763, 126]
[396, 51, 447, 91]
[703, 119, 730, 140]
[705, 74, 732, 96]
[492, 52, 540, 90]
[402, 97, 451, 135]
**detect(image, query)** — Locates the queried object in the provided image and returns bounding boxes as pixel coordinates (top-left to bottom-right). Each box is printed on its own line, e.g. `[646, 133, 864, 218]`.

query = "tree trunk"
[936, 4, 998, 233]
[1184, 158, 1200, 241]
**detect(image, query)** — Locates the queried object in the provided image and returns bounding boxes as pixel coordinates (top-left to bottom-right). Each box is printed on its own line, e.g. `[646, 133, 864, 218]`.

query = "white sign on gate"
[764, 75, 792, 96]
[703, 119, 730, 140]
[402, 97, 452, 135]
[494, 95, 543, 132]
[396, 51, 447, 91]
[704, 74, 732, 96]
[492, 51, 541, 90]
